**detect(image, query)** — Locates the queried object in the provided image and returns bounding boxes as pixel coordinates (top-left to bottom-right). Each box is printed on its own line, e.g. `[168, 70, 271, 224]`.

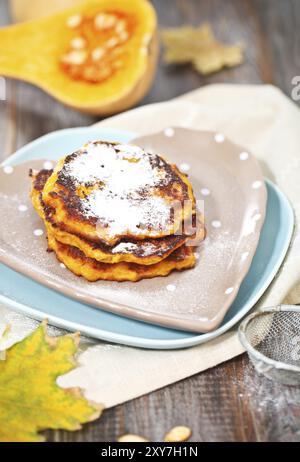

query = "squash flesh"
[60, 10, 141, 84]
[0, 0, 157, 114]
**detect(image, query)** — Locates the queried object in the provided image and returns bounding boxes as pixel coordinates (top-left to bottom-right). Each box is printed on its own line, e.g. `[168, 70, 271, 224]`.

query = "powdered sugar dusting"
[61, 142, 175, 237]
[43, 161, 54, 170]
[112, 242, 137, 254]
[112, 241, 158, 257]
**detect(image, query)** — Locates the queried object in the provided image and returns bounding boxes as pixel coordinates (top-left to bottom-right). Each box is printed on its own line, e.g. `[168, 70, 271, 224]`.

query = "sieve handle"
[260, 305, 300, 313]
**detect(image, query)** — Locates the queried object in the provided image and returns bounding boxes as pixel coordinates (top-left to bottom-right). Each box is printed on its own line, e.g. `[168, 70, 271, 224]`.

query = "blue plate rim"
[0, 126, 137, 167]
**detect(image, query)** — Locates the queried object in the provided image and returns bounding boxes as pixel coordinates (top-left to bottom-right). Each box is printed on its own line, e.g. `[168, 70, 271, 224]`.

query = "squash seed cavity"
[61, 11, 131, 83]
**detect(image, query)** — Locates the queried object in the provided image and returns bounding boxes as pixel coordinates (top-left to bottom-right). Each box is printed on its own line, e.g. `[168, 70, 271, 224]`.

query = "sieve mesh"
[239, 306, 300, 385]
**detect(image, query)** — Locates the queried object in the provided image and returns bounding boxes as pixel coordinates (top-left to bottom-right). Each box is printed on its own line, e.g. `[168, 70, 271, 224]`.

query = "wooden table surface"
[1, 0, 300, 442]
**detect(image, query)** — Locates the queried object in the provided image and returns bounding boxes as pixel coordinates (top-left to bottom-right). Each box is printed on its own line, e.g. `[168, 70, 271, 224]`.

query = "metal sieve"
[238, 306, 300, 385]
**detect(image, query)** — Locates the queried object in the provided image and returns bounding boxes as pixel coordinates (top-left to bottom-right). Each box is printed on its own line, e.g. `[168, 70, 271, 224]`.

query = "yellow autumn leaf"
[0, 321, 103, 442]
[162, 23, 243, 75]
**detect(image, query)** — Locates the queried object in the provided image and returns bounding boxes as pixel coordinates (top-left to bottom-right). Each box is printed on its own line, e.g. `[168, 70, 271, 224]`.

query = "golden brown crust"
[31, 168, 204, 265]
[42, 141, 196, 245]
[29, 141, 202, 282]
[47, 230, 196, 282]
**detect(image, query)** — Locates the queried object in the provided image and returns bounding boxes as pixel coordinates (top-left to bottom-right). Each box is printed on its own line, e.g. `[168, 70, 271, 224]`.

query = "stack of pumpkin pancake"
[30, 140, 205, 282]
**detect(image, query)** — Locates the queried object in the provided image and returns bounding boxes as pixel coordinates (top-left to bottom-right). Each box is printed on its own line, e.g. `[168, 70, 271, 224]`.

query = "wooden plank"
[143, 0, 267, 105]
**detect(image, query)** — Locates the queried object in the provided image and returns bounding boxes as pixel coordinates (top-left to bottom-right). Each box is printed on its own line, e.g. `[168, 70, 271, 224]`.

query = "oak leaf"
[0, 321, 103, 442]
[162, 23, 243, 75]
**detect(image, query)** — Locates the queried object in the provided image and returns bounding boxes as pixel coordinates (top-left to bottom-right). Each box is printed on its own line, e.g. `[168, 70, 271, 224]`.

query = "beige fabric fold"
[1, 84, 299, 407]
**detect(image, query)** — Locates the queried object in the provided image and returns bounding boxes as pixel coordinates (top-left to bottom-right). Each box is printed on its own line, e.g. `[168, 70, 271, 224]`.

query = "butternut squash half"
[0, 0, 158, 114]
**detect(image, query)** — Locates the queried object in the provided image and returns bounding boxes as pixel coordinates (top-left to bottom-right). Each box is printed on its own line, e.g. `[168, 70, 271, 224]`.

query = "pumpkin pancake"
[31, 169, 204, 265]
[47, 229, 196, 282]
[42, 140, 196, 246]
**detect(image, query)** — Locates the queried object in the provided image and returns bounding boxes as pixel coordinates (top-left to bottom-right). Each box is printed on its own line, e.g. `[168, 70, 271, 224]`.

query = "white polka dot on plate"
[3, 166, 13, 174]
[211, 220, 221, 228]
[225, 287, 234, 295]
[239, 152, 249, 160]
[252, 180, 263, 189]
[43, 161, 54, 170]
[166, 284, 176, 292]
[241, 251, 249, 261]
[214, 133, 225, 143]
[33, 229, 44, 236]
[180, 162, 190, 172]
[253, 213, 262, 222]
[75, 292, 85, 299]
[201, 188, 210, 196]
[18, 204, 28, 212]
[164, 127, 175, 137]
